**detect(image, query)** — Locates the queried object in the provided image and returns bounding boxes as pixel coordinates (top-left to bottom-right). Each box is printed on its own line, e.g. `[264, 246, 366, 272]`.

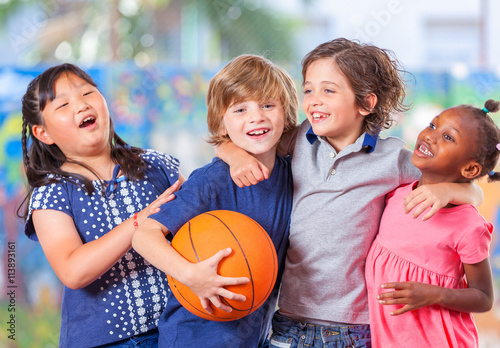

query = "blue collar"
[306, 127, 378, 153]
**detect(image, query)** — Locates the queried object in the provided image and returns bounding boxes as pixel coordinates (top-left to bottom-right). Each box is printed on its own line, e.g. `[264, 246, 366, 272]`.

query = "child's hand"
[377, 281, 441, 316]
[403, 184, 450, 221]
[230, 157, 269, 188]
[136, 180, 180, 224]
[183, 248, 250, 314]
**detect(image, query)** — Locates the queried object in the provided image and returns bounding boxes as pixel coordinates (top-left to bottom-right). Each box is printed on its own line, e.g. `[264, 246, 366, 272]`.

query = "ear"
[359, 93, 378, 116]
[32, 124, 55, 145]
[461, 161, 482, 180]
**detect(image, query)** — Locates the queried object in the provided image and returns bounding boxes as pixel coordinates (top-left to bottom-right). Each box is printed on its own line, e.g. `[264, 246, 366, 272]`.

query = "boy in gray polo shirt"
[218, 38, 482, 347]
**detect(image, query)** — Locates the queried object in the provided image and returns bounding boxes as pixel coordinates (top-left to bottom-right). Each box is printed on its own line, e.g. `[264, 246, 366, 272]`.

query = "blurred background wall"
[0, 0, 499, 347]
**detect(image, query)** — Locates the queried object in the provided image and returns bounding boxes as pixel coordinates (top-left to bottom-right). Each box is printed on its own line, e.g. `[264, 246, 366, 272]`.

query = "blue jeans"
[97, 328, 159, 347]
[269, 311, 371, 348]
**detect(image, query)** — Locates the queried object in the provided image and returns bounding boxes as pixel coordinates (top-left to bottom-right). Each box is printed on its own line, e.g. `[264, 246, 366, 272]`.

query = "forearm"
[215, 141, 246, 165]
[436, 286, 493, 313]
[448, 182, 483, 206]
[43, 216, 137, 289]
[132, 219, 192, 282]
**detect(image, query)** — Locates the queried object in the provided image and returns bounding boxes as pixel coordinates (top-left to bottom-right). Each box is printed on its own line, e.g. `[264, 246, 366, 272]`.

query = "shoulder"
[141, 149, 180, 169]
[374, 135, 410, 154]
[26, 178, 78, 241]
[188, 158, 229, 180]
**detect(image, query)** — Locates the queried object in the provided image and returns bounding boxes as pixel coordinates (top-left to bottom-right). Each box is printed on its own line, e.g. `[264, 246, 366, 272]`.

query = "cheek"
[302, 98, 308, 112]
[219, 119, 228, 136]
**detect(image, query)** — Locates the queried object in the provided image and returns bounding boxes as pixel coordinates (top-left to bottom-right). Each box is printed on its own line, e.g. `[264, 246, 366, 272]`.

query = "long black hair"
[18, 63, 146, 219]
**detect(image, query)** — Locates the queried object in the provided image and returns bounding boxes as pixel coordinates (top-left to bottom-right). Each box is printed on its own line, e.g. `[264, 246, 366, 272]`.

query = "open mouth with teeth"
[79, 116, 96, 128]
[311, 112, 329, 120]
[418, 144, 434, 157]
[247, 129, 269, 136]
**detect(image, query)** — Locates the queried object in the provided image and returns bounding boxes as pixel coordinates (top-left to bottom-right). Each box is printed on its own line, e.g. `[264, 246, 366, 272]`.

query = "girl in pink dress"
[366, 99, 500, 348]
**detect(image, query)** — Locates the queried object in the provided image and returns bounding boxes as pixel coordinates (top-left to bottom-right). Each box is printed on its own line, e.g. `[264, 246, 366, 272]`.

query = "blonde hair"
[206, 54, 299, 145]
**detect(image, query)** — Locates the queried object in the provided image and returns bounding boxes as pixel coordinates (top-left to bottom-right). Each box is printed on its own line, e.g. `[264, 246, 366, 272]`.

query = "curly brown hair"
[302, 38, 410, 135]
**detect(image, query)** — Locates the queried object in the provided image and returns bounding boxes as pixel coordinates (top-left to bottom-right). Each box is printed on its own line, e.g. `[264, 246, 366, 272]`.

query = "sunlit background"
[1, 0, 499, 347]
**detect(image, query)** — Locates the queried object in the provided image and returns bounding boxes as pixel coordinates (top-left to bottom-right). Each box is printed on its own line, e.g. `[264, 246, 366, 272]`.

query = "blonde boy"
[132, 54, 298, 347]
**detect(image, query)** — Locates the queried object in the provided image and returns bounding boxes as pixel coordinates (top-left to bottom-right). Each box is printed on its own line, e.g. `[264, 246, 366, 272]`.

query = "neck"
[61, 149, 116, 181]
[326, 127, 364, 153]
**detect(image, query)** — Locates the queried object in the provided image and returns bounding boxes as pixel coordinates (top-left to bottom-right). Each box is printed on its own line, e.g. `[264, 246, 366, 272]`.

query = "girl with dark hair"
[366, 100, 499, 347]
[19, 63, 185, 347]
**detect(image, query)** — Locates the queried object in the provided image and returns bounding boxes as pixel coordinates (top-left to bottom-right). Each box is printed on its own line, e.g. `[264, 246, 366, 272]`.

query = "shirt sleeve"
[25, 181, 73, 241]
[398, 146, 421, 185]
[456, 212, 493, 264]
[142, 149, 180, 194]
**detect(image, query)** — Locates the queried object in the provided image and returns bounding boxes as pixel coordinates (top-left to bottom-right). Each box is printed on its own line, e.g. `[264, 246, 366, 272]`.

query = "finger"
[209, 296, 233, 313]
[389, 305, 412, 316]
[200, 298, 213, 314]
[236, 175, 252, 187]
[420, 205, 440, 221]
[217, 288, 247, 302]
[249, 168, 266, 183]
[208, 248, 233, 266]
[378, 295, 409, 305]
[155, 193, 176, 205]
[220, 276, 249, 287]
[381, 282, 406, 290]
[258, 163, 270, 180]
[159, 180, 180, 197]
[233, 177, 245, 188]
[149, 194, 176, 212]
[411, 201, 429, 219]
[404, 191, 420, 210]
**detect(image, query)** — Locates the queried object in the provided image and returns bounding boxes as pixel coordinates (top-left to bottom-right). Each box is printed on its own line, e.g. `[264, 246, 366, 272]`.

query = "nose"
[305, 93, 322, 107]
[75, 98, 90, 113]
[248, 109, 265, 123]
[424, 130, 437, 143]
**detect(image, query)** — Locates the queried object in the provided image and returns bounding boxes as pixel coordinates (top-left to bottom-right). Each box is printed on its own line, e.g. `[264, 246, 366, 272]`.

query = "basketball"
[166, 210, 278, 321]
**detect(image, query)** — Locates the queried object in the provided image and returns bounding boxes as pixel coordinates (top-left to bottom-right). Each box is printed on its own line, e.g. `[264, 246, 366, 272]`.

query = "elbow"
[474, 292, 495, 313]
[59, 273, 93, 290]
[481, 296, 494, 312]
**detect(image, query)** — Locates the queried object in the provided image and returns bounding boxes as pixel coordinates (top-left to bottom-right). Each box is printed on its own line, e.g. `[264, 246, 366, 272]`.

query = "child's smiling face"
[222, 98, 285, 167]
[412, 107, 480, 184]
[302, 58, 370, 152]
[33, 72, 111, 161]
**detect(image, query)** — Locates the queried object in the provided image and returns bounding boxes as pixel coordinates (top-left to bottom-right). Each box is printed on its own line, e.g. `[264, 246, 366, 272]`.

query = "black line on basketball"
[248, 218, 277, 308]
[204, 211, 255, 315]
[187, 221, 201, 262]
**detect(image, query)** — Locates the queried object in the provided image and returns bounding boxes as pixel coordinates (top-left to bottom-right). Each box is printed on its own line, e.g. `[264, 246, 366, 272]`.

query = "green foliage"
[194, 0, 296, 61]
[0, 301, 61, 348]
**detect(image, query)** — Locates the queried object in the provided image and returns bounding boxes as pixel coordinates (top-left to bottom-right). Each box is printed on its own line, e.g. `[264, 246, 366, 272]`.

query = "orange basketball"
[167, 210, 278, 321]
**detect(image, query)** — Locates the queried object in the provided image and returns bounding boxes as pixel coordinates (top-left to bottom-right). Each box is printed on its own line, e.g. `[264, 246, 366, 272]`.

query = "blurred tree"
[0, 0, 298, 65]
[191, 0, 296, 61]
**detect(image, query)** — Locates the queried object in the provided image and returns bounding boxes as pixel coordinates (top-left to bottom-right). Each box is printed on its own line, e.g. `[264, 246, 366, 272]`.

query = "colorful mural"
[1, 65, 499, 347]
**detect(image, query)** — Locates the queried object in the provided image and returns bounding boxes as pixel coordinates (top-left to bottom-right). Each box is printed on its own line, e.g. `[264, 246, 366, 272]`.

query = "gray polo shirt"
[278, 120, 421, 325]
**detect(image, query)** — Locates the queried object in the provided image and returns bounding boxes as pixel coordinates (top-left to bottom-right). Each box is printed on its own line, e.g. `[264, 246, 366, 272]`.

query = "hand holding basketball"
[168, 210, 278, 321]
[180, 247, 249, 314]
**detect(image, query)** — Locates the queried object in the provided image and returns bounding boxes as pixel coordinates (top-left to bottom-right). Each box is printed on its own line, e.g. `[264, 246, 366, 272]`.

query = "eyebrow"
[435, 115, 462, 137]
[303, 80, 341, 88]
[53, 81, 91, 100]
